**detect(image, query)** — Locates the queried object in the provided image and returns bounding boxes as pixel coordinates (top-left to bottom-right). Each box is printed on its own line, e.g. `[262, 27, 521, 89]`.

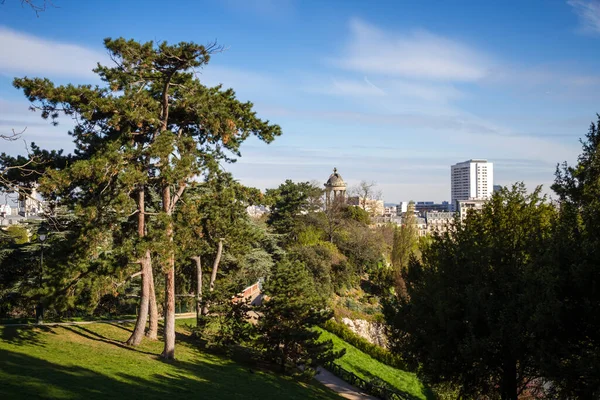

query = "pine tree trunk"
[161, 185, 176, 360]
[126, 186, 149, 346]
[146, 263, 158, 340]
[161, 259, 175, 359]
[209, 239, 223, 291]
[126, 254, 150, 346]
[201, 239, 223, 316]
[192, 256, 202, 325]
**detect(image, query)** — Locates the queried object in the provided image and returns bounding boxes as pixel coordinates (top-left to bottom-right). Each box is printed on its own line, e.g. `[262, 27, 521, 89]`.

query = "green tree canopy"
[12, 37, 281, 358]
[265, 180, 323, 238]
[257, 259, 342, 374]
[547, 115, 600, 398]
[384, 184, 556, 400]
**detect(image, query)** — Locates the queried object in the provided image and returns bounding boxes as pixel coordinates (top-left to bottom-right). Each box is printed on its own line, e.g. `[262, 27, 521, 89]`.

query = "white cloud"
[568, 0, 600, 33]
[0, 26, 108, 78]
[198, 65, 281, 92]
[0, 98, 75, 155]
[386, 80, 463, 103]
[313, 77, 387, 97]
[311, 76, 463, 104]
[334, 19, 491, 81]
[221, 0, 295, 17]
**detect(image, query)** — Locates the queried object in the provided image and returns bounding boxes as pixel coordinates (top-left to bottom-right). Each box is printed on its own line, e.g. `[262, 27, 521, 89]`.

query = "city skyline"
[1, 1, 599, 201]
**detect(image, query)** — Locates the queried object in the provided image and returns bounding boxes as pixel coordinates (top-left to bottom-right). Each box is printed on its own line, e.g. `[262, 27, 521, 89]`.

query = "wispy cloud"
[333, 18, 491, 81]
[483, 62, 600, 100]
[568, 0, 600, 34]
[312, 76, 463, 104]
[221, 0, 295, 18]
[0, 26, 108, 78]
[312, 77, 387, 97]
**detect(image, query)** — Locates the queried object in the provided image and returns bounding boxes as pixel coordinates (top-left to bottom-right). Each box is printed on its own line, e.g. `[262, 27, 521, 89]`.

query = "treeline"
[383, 118, 600, 399]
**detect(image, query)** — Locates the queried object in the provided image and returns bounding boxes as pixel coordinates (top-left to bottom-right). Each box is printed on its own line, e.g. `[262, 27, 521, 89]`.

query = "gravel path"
[314, 367, 379, 400]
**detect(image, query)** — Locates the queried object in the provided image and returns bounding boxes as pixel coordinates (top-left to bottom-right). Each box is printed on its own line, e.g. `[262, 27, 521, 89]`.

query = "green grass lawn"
[316, 327, 433, 400]
[0, 319, 340, 400]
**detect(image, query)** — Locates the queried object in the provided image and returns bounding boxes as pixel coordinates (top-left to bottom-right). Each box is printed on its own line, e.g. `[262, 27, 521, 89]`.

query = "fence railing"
[323, 361, 412, 400]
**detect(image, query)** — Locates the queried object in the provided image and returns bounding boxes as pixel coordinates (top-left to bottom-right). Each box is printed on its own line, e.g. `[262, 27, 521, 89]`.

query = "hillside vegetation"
[316, 327, 432, 400]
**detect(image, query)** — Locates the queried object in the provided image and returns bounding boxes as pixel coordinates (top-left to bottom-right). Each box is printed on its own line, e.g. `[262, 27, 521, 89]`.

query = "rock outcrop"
[341, 317, 388, 348]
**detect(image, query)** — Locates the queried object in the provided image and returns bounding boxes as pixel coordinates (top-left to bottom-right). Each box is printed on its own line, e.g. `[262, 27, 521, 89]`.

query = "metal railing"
[323, 361, 413, 400]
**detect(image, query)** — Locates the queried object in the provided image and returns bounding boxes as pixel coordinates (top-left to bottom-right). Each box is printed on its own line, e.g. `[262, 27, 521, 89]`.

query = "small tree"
[257, 260, 341, 375]
[391, 201, 419, 293]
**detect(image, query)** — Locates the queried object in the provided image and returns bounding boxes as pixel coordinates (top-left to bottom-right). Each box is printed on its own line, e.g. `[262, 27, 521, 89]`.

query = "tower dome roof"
[325, 168, 346, 188]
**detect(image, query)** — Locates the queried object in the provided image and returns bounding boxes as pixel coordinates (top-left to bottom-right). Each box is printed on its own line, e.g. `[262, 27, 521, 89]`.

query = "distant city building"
[0, 204, 10, 216]
[347, 196, 385, 216]
[456, 199, 487, 221]
[415, 216, 427, 237]
[425, 211, 455, 234]
[451, 159, 494, 210]
[383, 205, 397, 216]
[324, 168, 347, 210]
[246, 205, 269, 218]
[373, 215, 403, 226]
[414, 201, 451, 213]
[18, 186, 43, 217]
[396, 201, 409, 215]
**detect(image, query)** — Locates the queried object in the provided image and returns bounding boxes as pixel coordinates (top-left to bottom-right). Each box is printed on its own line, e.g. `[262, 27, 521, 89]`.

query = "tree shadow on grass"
[104, 322, 134, 333]
[60, 325, 158, 357]
[0, 348, 340, 400]
[0, 325, 55, 347]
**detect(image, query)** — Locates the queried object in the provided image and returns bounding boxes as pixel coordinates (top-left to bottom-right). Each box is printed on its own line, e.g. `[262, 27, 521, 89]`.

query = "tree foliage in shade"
[384, 184, 556, 400]
[546, 115, 600, 398]
[257, 260, 342, 375]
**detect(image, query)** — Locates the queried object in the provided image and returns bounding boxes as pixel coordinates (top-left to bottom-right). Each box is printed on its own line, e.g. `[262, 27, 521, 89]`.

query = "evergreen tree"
[547, 115, 600, 397]
[257, 260, 341, 374]
[384, 184, 556, 400]
[265, 180, 323, 239]
[13, 38, 280, 358]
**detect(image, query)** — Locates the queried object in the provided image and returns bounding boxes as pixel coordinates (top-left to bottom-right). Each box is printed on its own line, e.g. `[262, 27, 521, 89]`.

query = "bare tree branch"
[0, 0, 56, 16]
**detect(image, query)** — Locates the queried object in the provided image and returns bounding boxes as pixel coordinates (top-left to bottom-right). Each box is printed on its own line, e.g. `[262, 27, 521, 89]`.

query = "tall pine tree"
[13, 38, 281, 359]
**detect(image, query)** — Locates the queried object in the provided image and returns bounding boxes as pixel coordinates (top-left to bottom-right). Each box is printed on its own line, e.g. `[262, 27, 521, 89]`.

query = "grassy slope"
[0, 319, 340, 400]
[317, 327, 432, 400]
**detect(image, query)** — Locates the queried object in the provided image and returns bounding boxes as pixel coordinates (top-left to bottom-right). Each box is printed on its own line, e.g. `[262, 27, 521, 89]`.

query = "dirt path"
[314, 367, 379, 400]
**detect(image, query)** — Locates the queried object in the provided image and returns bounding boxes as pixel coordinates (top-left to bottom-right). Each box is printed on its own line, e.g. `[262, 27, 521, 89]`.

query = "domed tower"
[324, 167, 346, 209]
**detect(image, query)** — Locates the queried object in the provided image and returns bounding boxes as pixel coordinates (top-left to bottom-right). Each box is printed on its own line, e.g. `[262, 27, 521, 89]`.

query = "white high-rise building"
[451, 159, 493, 209]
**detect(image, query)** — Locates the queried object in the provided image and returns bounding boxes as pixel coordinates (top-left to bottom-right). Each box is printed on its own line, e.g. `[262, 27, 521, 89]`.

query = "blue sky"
[1, 0, 599, 202]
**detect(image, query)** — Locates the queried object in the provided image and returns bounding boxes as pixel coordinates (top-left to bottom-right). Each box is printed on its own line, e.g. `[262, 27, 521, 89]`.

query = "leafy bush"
[322, 319, 405, 370]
